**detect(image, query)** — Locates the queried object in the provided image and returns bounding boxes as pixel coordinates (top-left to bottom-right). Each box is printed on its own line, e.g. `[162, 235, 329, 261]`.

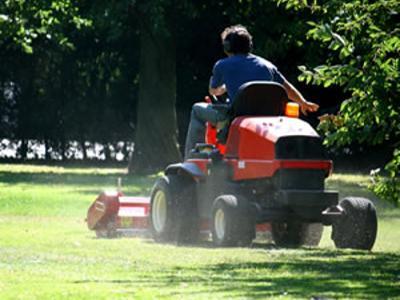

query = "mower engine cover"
[225, 116, 320, 160]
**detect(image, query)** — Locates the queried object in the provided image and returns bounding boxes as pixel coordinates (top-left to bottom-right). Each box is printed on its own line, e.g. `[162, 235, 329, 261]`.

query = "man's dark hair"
[221, 25, 253, 54]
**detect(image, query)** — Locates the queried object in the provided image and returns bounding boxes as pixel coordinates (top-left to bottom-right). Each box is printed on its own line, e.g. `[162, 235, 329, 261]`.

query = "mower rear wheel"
[332, 197, 377, 250]
[150, 175, 198, 244]
[271, 222, 323, 248]
[211, 195, 255, 247]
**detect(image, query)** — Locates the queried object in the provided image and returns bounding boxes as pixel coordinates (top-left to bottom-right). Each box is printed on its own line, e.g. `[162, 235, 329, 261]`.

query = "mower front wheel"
[332, 197, 377, 250]
[211, 195, 255, 247]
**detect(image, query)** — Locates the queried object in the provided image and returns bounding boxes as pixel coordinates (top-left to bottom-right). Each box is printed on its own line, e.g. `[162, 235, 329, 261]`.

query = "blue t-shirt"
[210, 54, 286, 101]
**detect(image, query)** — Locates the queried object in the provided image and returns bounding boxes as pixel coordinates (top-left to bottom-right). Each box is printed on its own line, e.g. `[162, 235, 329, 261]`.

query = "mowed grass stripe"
[0, 163, 399, 299]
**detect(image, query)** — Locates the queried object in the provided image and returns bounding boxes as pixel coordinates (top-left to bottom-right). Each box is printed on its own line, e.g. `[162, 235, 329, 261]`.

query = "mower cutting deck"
[86, 192, 150, 238]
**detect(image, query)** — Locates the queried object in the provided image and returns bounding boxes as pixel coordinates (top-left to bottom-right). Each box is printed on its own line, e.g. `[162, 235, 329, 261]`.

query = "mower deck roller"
[87, 192, 150, 238]
[149, 81, 377, 250]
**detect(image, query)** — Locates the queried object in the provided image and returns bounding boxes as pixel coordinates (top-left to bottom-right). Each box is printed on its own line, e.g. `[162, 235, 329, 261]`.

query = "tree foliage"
[2, 0, 321, 164]
[0, 0, 91, 54]
[0, 0, 138, 160]
[278, 0, 400, 204]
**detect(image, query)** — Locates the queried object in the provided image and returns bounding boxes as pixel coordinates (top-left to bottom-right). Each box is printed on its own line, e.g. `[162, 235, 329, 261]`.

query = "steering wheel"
[210, 94, 229, 104]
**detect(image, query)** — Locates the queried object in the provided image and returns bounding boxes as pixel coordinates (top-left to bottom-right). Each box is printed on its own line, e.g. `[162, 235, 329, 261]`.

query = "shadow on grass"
[143, 238, 280, 250]
[202, 250, 400, 299]
[72, 250, 400, 299]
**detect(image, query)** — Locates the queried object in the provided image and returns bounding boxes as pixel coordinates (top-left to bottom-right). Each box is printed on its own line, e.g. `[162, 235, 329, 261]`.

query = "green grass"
[0, 163, 399, 299]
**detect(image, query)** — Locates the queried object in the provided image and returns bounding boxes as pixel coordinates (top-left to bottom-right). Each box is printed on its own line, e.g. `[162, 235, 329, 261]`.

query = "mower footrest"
[321, 205, 344, 225]
[279, 189, 338, 207]
[322, 205, 344, 216]
[256, 209, 294, 222]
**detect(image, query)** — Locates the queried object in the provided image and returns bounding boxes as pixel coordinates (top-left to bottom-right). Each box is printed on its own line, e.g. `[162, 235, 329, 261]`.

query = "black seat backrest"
[231, 81, 288, 117]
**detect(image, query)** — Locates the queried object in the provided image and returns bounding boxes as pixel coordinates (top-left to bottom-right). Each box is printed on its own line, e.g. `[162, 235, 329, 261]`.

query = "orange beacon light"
[285, 102, 300, 118]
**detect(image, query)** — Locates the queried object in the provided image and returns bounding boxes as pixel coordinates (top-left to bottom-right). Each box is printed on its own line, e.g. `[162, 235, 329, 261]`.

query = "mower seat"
[231, 81, 288, 118]
[216, 81, 289, 144]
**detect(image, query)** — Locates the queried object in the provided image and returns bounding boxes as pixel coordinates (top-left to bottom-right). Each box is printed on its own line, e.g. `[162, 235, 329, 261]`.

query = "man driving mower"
[184, 24, 319, 159]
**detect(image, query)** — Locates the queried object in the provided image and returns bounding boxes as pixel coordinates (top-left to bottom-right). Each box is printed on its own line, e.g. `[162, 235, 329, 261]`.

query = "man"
[184, 24, 319, 159]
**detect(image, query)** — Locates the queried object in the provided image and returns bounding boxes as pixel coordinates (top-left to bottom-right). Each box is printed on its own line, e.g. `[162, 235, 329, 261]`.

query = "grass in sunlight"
[0, 163, 399, 299]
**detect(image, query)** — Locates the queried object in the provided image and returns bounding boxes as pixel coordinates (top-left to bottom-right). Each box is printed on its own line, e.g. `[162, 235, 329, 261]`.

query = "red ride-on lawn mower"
[149, 81, 377, 250]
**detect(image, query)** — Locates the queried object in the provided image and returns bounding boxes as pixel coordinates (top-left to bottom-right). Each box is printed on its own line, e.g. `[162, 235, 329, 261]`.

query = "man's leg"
[184, 103, 223, 159]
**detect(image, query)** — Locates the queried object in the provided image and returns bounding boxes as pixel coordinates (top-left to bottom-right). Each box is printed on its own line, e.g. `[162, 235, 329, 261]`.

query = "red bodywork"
[204, 96, 226, 155]
[206, 123, 226, 155]
[225, 116, 318, 159]
[198, 115, 332, 181]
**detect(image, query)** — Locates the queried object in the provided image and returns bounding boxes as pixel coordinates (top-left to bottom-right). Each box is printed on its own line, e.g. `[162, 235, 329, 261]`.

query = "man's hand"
[209, 84, 227, 96]
[300, 101, 319, 115]
[283, 80, 319, 115]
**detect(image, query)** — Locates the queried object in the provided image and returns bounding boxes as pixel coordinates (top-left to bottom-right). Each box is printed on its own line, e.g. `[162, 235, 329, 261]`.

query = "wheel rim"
[214, 208, 226, 240]
[152, 190, 167, 233]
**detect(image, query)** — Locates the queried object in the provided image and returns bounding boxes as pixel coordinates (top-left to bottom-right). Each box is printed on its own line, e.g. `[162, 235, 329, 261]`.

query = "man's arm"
[209, 84, 227, 96]
[283, 80, 319, 115]
[209, 60, 227, 96]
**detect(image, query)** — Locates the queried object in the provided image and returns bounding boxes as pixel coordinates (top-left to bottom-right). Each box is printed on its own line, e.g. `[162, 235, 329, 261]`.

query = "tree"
[0, 0, 347, 165]
[0, 0, 92, 159]
[0, 0, 138, 161]
[277, 0, 400, 204]
[128, 1, 183, 173]
[127, 0, 322, 173]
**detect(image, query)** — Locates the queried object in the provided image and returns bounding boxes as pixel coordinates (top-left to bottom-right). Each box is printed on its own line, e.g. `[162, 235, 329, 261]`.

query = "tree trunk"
[129, 19, 181, 174]
[80, 139, 87, 160]
[17, 139, 28, 160]
[45, 139, 51, 160]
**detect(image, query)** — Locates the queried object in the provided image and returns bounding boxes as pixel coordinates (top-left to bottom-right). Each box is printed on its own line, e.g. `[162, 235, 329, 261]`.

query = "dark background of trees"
[0, 1, 338, 161]
[1, 0, 398, 203]
[0, 0, 396, 171]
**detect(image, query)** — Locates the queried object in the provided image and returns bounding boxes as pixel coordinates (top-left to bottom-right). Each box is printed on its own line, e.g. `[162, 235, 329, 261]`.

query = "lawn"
[0, 163, 399, 299]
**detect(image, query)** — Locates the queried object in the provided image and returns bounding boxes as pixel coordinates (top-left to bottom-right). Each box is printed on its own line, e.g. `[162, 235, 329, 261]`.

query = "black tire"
[332, 197, 377, 250]
[177, 176, 200, 244]
[271, 222, 323, 248]
[150, 175, 199, 244]
[211, 195, 255, 247]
